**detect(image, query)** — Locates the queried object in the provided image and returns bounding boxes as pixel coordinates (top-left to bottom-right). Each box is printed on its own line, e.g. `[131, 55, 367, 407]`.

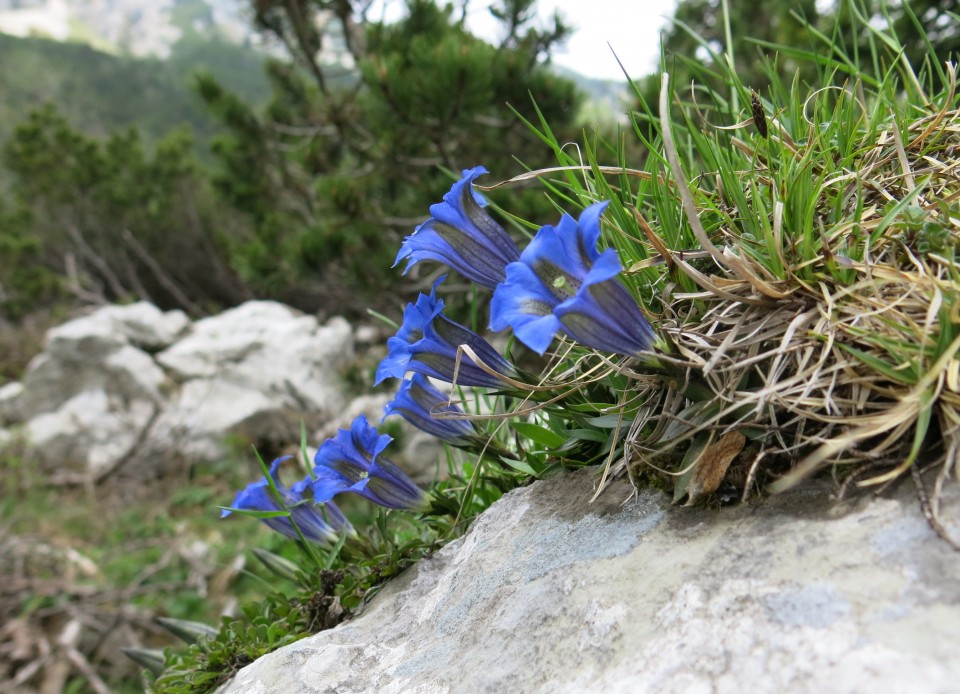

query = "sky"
[482, 0, 678, 80]
[377, 0, 679, 81]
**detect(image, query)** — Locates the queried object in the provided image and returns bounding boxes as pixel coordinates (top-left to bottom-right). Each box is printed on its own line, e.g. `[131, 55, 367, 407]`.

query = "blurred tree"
[832, 0, 960, 71]
[1, 106, 252, 318]
[661, 0, 820, 89]
[0, 196, 58, 321]
[637, 0, 960, 102]
[198, 0, 582, 315]
[0, 32, 271, 166]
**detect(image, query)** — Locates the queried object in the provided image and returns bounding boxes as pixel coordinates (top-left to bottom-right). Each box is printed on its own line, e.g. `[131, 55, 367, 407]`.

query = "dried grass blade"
[660, 73, 754, 286]
[674, 258, 770, 305]
[908, 63, 956, 149]
[721, 247, 794, 299]
[475, 165, 652, 192]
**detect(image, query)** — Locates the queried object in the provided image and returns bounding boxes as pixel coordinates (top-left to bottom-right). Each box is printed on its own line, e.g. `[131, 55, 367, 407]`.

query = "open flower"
[394, 166, 520, 290]
[221, 457, 349, 545]
[311, 415, 428, 511]
[383, 373, 480, 446]
[376, 276, 516, 388]
[490, 201, 655, 357]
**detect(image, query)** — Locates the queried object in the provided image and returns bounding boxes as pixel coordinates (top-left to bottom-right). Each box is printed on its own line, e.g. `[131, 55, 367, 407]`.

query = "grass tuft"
[479, 5, 960, 540]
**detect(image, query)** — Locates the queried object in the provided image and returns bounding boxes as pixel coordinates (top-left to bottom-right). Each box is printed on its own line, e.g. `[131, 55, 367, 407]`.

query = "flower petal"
[555, 280, 656, 358]
[517, 201, 611, 303]
[310, 415, 427, 511]
[377, 276, 516, 386]
[222, 457, 343, 544]
[363, 459, 428, 510]
[490, 261, 563, 354]
[488, 201, 656, 358]
[383, 374, 478, 445]
[394, 167, 519, 290]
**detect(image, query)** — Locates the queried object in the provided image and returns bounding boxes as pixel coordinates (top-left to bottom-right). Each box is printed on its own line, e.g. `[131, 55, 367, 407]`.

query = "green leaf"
[838, 344, 917, 385]
[251, 548, 303, 583]
[585, 414, 630, 428]
[121, 647, 166, 676]
[156, 617, 219, 644]
[510, 422, 566, 448]
[219, 507, 289, 519]
[498, 456, 541, 476]
[565, 428, 608, 443]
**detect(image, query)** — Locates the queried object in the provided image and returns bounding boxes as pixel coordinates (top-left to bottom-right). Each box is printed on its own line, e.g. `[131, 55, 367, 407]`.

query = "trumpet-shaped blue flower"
[490, 201, 655, 357]
[383, 374, 479, 446]
[376, 276, 516, 388]
[394, 167, 520, 290]
[221, 457, 349, 545]
[311, 415, 428, 511]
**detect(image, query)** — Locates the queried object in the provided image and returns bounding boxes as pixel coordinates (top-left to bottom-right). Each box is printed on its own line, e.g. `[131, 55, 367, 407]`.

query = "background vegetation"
[0, 0, 584, 327]
[2, 0, 960, 692]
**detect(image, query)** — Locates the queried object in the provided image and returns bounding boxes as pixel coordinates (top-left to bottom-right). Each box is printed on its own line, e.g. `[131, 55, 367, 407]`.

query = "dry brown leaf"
[685, 431, 746, 506]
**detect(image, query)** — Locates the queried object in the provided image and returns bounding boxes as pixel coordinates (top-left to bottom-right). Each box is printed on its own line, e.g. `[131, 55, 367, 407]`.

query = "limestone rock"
[221, 471, 960, 694]
[25, 390, 158, 478]
[17, 307, 170, 477]
[13, 301, 358, 478]
[0, 382, 24, 426]
[94, 301, 190, 350]
[18, 304, 178, 421]
[148, 379, 292, 463]
[46, 301, 189, 354]
[156, 303, 352, 413]
[150, 304, 354, 461]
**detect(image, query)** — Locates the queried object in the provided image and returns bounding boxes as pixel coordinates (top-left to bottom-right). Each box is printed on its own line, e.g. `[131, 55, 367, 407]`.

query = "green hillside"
[0, 32, 271, 155]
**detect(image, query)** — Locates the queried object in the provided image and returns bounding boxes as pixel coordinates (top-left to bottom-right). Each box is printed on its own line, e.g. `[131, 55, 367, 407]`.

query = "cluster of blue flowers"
[221, 414, 429, 545]
[395, 166, 655, 361]
[224, 165, 655, 543]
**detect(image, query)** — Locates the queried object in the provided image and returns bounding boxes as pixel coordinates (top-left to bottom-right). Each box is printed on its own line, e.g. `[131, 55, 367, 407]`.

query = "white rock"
[220, 472, 960, 694]
[18, 317, 169, 475]
[147, 302, 355, 463]
[95, 301, 190, 349]
[157, 303, 352, 404]
[353, 323, 387, 347]
[14, 300, 359, 477]
[44, 312, 128, 361]
[19, 345, 166, 420]
[26, 390, 158, 477]
[44, 301, 189, 356]
[0, 381, 24, 425]
[148, 379, 292, 462]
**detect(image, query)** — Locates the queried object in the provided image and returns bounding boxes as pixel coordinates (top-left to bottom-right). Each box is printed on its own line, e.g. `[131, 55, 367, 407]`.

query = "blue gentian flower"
[311, 415, 428, 511]
[221, 457, 349, 545]
[383, 373, 479, 446]
[376, 276, 516, 388]
[394, 166, 520, 290]
[490, 201, 655, 357]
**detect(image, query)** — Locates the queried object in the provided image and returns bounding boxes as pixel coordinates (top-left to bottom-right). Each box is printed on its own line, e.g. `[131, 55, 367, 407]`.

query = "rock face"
[15, 303, 181, 477]
[152, 302, 353, 462]
[221, 470, 960, 694]
[0, 302, 356, 478]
